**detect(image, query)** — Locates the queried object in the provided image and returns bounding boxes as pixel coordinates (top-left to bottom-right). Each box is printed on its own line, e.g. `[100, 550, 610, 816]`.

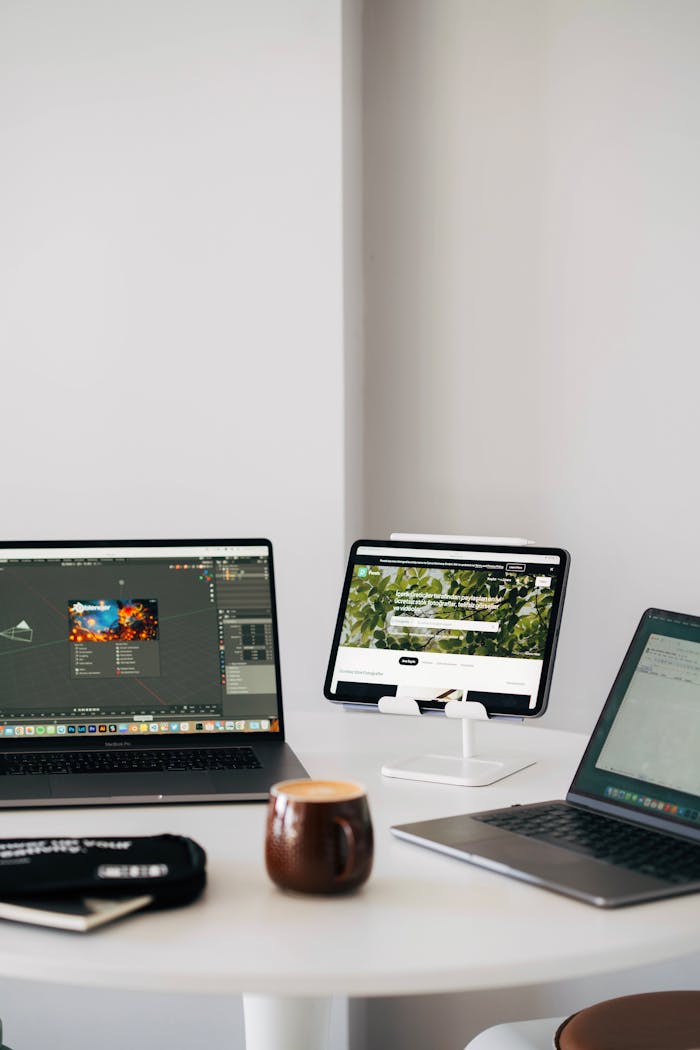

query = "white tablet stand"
[379, 696, 536, 787]
[377, 533, 538, 787]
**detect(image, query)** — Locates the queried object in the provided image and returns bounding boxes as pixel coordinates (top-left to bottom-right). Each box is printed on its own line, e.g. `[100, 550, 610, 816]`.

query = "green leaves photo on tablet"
[340, 566, 553, 658]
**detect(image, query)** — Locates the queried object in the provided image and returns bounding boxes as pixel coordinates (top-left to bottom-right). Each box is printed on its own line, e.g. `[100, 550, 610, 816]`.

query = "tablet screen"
[324, 540, 570, 717]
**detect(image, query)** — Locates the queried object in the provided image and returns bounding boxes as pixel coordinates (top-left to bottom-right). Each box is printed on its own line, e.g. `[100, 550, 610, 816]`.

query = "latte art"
[271, 779, 365, 802]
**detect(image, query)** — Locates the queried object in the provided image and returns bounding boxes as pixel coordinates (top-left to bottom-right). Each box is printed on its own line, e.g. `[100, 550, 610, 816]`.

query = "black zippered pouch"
[0, 835, 206, 909]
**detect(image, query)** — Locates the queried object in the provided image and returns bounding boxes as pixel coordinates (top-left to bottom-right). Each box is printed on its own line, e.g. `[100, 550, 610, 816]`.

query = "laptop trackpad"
[49, 772, 217, 798]
[478, 836, 588, 868]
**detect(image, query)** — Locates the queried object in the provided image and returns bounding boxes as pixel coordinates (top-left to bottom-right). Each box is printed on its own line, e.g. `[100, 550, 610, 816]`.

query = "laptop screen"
[570, 608, 700, 834]
[324, 539, 570, 717]
[0, 540, 283, 741]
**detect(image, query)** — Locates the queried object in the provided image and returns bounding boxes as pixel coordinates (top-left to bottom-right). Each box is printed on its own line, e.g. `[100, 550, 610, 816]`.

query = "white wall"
[0, 3, 356, 1047]
[362, 3, 700, 1043]
[364, 0, 700, 733]
[0, 0, 352, 716]
[343, 0, 365, 545]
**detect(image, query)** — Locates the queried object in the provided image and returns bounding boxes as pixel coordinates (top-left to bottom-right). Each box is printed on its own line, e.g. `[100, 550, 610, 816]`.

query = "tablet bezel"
[324, 538, 570, 718]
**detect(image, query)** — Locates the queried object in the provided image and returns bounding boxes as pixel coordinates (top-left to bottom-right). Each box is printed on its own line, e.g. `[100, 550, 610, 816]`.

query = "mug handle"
[333, 816, 357, 883]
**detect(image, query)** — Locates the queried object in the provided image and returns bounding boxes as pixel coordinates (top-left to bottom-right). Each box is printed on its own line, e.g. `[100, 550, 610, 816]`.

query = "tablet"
[324, 539, 570, 718]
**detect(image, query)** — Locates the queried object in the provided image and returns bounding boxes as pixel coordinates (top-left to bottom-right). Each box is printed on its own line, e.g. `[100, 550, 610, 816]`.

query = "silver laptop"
[393, 609, 700, 906]
[0, 538, 308, 806]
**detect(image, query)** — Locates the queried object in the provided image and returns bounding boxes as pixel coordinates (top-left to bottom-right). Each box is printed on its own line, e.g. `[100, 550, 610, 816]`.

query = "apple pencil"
[389, 532, 537, 546]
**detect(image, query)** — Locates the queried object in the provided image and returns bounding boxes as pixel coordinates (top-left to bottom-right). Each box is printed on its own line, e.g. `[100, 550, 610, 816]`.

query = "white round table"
[0, 709, 698, 1048]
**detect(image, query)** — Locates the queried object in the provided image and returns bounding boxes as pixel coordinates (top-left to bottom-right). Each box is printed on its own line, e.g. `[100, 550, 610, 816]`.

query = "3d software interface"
[0, 546, 280, 737]
[330, 546, 563, 713]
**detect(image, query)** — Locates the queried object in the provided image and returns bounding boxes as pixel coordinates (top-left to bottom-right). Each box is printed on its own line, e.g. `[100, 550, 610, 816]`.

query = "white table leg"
[243, 994, 332, 1050]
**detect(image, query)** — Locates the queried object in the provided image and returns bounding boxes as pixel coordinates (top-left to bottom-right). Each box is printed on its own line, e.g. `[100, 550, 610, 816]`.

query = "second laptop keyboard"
[475, 802, 700, 883]
[0, 747, 262, 775]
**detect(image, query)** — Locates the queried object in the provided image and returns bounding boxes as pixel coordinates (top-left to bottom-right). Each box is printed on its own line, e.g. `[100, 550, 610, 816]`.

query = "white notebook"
[0, 894, 153, 932]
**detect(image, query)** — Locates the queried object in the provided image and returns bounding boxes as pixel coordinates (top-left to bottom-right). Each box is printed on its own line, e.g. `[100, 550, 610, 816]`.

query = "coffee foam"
[272, 779, 365, 802]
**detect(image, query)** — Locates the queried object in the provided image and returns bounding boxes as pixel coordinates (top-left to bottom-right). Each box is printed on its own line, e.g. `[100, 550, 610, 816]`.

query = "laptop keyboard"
[475, 803, 700, 884]
[0, 747, 262, 775]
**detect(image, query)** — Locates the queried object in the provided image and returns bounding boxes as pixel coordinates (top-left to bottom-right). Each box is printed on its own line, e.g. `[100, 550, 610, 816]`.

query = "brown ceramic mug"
[265, 779, 374, 894]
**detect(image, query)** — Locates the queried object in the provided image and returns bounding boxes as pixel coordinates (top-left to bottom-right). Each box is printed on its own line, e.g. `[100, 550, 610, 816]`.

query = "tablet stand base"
[381, 751, 535, 788]
[378, 698, 536, 787]
[375, 532, 538, 786]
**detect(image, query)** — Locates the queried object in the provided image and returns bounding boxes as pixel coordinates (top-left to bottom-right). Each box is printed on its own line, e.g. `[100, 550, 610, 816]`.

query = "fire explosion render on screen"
[68, 599, 159, 643]
[68, 598, 161, 680]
